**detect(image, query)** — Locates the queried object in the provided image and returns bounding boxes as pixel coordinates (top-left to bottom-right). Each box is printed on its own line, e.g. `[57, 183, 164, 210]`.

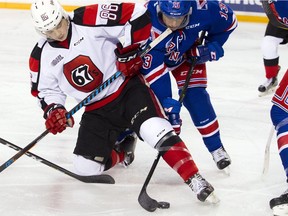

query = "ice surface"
[1, 9, 288, 216]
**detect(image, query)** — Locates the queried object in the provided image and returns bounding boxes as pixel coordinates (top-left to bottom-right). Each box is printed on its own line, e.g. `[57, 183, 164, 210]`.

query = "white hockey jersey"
[29, 3, 151, 113]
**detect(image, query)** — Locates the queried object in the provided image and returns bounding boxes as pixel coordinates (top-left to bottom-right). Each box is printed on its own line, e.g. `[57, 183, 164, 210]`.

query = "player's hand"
[44, 104, 74, 135]
[162, 98, 182, 135]
[187, 41, 224, 64]
[114, 43, 142, 77]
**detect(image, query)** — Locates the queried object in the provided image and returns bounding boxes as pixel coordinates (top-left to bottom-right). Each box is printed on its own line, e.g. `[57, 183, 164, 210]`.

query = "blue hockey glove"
[162, 98, 182, 135]
[187, 41, 224, 64]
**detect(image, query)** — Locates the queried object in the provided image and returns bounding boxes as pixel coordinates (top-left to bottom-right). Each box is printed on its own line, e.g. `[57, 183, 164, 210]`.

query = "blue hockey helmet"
[158, 0, 192, 18]
[157, 0, 192, 30]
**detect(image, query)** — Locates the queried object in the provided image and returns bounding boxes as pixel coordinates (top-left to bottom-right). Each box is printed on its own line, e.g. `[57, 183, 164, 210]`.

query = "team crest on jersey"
[63, 55, 103, 92]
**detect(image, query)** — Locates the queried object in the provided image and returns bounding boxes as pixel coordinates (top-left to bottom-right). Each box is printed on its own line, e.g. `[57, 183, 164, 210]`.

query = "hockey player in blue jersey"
[261, 1, 288, 215]
[141, 0, 237, 172]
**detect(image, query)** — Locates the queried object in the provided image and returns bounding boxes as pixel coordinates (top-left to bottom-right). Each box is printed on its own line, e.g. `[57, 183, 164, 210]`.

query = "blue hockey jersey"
[141, 0, 237, 103]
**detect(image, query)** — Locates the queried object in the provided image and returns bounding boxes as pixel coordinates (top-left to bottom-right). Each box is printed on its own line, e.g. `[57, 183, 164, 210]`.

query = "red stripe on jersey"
[272, 70, 288, 112]
[162, 142, 198, 181]
[119, 3, 135, 25]
[177, 80, 207, 88]
[146, 65, 166, 83]
[133, 23, 151, 44]
[83, 5, 98, 25]
[29, 56, 39, 72]
[225, 18, 237, 32]
[172, 62, 207, 88]
[151, 30, 160, 41]
[278, 133, 288, 150]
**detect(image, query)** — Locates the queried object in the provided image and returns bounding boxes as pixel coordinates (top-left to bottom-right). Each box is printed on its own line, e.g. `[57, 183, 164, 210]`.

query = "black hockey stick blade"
[138, 154, 170, 212]
[0, 137, 115, 184]
[138, 186, 170, 212]
[138, 188, 159, 212]
[76, 174, 115, 184]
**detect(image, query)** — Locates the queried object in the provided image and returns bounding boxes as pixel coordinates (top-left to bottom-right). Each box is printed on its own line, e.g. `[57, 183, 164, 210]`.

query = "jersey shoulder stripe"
[130, 10, 151, 44]
[73, 4, 98, 26]
[29, 39, 46, 72]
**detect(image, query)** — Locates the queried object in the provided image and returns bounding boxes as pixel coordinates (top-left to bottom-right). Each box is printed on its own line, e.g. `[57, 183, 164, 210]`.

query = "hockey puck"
[158, 201, 170, 209]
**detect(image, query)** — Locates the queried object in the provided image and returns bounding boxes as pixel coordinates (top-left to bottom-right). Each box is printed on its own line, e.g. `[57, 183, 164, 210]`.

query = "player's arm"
[187, 2, 237, 64]
[205, 1, 238, 46]
[112, 3, 152, 77]
[141, 47, 182, 134]
[29, 41, 73, 135]
[72, 3, 152, 77]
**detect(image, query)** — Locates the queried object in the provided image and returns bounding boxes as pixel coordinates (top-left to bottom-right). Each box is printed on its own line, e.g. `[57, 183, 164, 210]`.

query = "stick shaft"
[262, 126, 275, 176]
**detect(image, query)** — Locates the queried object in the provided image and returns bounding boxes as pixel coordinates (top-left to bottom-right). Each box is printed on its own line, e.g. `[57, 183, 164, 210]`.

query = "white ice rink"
[1, 9, 288, 216]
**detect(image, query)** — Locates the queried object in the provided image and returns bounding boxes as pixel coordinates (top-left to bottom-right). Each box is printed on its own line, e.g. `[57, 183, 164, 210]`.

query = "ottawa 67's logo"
[63, 55, 103, 92]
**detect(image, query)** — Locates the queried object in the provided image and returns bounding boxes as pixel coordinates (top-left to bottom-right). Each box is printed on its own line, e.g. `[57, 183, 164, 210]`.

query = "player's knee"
[186, 87, 208, 97]
[73, 154, 105, 176]
[139, 117, 174, 148]
[183, 87, 209, 106]
[261, 36, 282, 58]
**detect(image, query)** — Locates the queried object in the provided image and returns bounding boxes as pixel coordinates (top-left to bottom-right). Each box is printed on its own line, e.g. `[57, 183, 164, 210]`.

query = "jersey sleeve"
[140, 3, 175, 103]
[205, 1, 238, 46]
[29, 43, 41, 98]
[272, 71, 288, 113]
[141, 42, 173, 103]
[29, 40, 67, 112]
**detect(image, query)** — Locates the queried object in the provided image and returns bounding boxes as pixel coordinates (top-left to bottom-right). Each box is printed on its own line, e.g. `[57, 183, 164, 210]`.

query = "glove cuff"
[114, 43, 140, 56]
[43, 103, 66, 119]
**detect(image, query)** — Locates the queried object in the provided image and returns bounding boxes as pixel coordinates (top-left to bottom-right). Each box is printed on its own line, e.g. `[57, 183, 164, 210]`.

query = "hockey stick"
[0, 137, 114, 183]
[0, 28, 173, 174]
[138, 31, 206, 212]
[0, 71, 120, 174]
[262, 126, 275, 176]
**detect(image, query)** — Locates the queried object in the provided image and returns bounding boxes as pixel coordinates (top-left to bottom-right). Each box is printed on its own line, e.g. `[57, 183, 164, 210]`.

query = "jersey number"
[100, 4, 119, 20]
[64, 55, 103, 93]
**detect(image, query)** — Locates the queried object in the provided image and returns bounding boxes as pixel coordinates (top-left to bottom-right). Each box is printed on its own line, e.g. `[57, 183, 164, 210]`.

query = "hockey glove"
[44, 104, 74, 135]
[114, 43, 142, 77]
[162, 98, 182, 135]
[187, 41, 224, 64]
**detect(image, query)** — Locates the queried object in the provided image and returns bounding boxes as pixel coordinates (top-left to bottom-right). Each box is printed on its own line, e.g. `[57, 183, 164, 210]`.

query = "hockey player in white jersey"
[29, 0, 219, 204]
[258, 22, 288, 97]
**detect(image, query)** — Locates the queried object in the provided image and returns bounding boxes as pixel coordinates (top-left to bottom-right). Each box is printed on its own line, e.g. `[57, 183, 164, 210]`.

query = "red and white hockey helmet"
[31, 0, 68, 33]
